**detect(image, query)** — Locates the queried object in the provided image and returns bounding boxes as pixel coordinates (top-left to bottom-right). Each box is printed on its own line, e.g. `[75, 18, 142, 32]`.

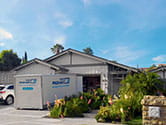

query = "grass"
[123, 116, 142, 125]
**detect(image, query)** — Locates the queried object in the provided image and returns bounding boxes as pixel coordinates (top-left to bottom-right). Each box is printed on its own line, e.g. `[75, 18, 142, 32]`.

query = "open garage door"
[83, 75, 100, 92]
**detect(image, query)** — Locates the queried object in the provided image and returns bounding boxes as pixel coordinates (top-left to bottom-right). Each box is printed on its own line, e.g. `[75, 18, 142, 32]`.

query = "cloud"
[54, 35, 66, 45]
[0, 42, 5, 46]
[59, 20, 73, 28]
[82, 0, 91, 5]
[54, 12, 73, 28]
[152, 55, 166, 63]
[0, 28, 13, 40]
[113, 46, 146, 64]
[101, 50, 110, 54]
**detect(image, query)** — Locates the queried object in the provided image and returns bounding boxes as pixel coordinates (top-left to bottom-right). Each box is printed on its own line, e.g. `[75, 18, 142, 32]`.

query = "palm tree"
[83, 47, 93, 55]
[51, 44, 64, 55]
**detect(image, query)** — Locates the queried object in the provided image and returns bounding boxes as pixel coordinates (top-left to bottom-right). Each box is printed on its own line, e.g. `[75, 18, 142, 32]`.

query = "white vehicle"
[0, 84, 14, 105]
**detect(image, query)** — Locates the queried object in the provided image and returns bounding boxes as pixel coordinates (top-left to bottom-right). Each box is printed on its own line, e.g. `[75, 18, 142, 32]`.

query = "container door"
[15, 76, 43, 109]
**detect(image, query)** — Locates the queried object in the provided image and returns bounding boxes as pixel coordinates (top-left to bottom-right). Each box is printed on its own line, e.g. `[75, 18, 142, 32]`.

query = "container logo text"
[19, 79, 37, 84]
[52, 78, 70, 88]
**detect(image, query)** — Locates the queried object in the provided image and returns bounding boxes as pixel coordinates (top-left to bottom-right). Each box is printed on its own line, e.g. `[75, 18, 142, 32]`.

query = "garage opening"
[83, 75, 100, 92]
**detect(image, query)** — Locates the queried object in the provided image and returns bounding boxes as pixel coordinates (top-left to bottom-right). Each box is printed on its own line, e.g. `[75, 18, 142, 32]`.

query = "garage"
[83, 75, 100, 92]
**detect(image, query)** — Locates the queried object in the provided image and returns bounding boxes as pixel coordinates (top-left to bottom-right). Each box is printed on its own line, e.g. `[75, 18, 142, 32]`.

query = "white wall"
[49, 54, 70, 65]
[0, 71, 14, 84]
[156, 71, 166, 79]
[72, 53, 102, 64]
[49, 53, 102, 65]
[16, 63, 55, 75]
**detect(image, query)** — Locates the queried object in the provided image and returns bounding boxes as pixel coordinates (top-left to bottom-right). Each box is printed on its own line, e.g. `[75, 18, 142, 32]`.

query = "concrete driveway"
[0, 105, 121, 125]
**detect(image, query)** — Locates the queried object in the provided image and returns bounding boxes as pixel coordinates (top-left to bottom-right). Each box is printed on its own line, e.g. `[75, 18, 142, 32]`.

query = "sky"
[0, 0, 166, 68]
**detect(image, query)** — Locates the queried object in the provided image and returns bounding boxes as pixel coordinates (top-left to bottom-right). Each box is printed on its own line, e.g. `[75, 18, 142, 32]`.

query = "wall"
[156, 70, 166, 79]
[141, 96, 166, 125]
[71, 53, 101, 64]
[49, 52, 102, 65]
[15, 63, 55, 75]
[49, 54, 70, 65]
[0, 71, 14, 84]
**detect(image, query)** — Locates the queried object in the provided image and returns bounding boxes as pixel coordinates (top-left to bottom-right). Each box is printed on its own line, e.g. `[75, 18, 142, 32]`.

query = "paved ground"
[0, 104, 122, 125]
[0, 102, 13, 109]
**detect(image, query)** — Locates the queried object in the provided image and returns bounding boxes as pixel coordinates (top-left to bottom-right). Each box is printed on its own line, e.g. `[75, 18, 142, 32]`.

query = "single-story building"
[13, 48, 138, 95]
[150, 64, 166, 89]
[150, 64, 166, 79]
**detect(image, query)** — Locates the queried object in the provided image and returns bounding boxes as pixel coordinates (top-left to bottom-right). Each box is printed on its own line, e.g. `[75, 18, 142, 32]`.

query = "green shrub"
[83, 88, 110, 109]
[95, 106, 112, 122]
[49, 97, 89, 118]
[64, 100, 83, 117]
[95, 72, 164, 123]
[49, 88, 111, 118]
[50, 99, 65, 118]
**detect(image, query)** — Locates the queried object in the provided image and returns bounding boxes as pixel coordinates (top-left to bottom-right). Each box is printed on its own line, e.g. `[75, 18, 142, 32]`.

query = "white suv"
[0, 84, 14, 105]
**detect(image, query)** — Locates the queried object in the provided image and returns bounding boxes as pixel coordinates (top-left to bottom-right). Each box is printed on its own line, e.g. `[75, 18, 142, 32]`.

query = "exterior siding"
[49, 52, 102, 65]
[15, 63, 55, 75]
[156, 70, 166, 79]
[0, 71, 14, 84]
[49, 54, 70, 65]
[71, 53, 102, 64]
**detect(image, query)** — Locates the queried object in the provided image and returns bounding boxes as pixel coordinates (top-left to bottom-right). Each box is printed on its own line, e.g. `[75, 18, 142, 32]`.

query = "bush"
[95, 106, 112, 122]
[95, 72, 164, 123]
[64, 100, 83, 117]
[50, 98, 84, 118]
[83, 88, 110, 109]
[49, 88, 111, 118]
[50, 99, 65, 118]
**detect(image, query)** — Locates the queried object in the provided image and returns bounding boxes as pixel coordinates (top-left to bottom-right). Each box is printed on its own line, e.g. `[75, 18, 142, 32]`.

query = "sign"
[19, 79, 37, 90]
[19, 79, 37, 85]
[148, 106, 160, 118]
[22, 87, 34, 90]
[52, 77, 70, 88]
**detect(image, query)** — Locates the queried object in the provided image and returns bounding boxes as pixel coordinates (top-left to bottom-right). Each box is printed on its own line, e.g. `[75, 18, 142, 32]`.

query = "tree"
[22, 51, 28, 64]
[120, 72, 163, 96]
[0, 50, 21, 71]
[83, 47, 93, 55]
[51, 44, 64, 55]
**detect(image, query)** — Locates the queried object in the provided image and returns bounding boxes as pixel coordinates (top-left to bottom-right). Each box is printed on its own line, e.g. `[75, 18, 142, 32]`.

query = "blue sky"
[0, 0, 166, 68]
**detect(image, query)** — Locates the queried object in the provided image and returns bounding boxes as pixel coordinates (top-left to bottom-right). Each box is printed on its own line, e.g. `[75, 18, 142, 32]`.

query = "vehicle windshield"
[0, 87, 5, 90]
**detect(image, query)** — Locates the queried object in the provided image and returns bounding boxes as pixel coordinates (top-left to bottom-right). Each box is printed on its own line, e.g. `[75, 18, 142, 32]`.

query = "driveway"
[0, 105, 121, 125]
[0, 102, 13, 109]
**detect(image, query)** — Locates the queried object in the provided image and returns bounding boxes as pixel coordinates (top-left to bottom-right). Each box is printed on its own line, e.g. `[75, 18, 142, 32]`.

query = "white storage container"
[14, 74, 82, 109]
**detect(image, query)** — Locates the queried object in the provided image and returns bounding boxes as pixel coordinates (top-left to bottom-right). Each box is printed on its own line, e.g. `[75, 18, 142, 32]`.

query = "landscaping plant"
[95, 72, 164, 123]
[49, 88, 110, 118]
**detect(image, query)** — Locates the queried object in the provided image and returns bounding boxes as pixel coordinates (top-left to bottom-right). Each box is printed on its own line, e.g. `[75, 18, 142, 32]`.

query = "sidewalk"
[0, 107, 122, 125]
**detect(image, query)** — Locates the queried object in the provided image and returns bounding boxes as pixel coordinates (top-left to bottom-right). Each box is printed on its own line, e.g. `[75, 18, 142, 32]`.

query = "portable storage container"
[14, 74, 82, 109]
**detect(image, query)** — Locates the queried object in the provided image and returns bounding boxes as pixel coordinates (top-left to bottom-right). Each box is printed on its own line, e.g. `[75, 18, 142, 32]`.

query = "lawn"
[123, 117, 142, 125]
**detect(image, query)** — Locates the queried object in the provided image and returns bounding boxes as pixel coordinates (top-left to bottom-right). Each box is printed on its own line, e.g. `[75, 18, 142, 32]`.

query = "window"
[0, 87, 5, 90]
[7, 85, 14, 90]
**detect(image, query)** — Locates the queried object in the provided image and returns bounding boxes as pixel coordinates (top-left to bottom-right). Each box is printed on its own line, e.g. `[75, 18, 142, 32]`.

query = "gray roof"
[13, 58, 68, 72]
[45, 48, 138, 72]
[150, 65, 166, 72]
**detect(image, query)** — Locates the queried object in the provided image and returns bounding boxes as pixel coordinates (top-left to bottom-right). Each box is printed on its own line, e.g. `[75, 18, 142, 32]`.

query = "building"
[150, 64, 166, 89]
[150, 64, 166, 79]
[13, 48, 138, 95]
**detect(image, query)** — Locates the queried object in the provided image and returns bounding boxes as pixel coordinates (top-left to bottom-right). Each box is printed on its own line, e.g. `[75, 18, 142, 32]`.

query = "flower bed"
[48, 88, 111, 118]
